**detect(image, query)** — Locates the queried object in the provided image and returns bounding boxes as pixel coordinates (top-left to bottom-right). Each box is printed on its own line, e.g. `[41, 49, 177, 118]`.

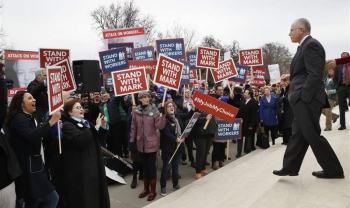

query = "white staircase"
[144, 107, 350, 208]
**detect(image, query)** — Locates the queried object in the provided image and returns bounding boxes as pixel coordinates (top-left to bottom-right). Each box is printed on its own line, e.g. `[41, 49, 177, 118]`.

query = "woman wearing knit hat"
[130, 91, 166, 201]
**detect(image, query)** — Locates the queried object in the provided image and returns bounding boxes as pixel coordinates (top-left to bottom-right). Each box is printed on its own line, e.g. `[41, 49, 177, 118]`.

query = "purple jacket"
[130, 104, 166, 153]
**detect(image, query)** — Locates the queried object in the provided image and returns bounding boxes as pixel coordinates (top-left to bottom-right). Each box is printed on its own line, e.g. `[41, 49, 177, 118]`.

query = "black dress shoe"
[205, 162, 210, 166]
[312, 171, 344, 179]
[273, 168, 298, 176]
[281, 142, 288, 145]
[333, 115, 339, 123]
[235, 153, 241, 158]
[338, 126, 346, 130]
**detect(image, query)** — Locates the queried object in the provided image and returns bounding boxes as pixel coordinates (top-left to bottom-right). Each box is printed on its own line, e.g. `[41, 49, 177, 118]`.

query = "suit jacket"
[288, 36, 326, 107]
[333, 64, 350, 91]
[236, 98, 258, 136]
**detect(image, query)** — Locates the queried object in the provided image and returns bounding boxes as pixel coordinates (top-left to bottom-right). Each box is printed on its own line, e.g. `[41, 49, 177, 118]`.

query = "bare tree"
[262, 42, 292, 84]
[91, 0, 157, 44]
[223, 40, 241, 63]
[157, 21, 199, 51]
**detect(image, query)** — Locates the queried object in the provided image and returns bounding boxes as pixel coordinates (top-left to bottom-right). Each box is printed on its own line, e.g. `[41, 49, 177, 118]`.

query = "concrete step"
[144, 106, 350, 208]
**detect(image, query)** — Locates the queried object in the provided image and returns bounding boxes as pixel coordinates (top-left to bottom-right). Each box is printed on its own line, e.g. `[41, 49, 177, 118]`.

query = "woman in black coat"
[61, 99, 110, 208]
[7, 91, 61, 208]
[159, 100, 195, 196]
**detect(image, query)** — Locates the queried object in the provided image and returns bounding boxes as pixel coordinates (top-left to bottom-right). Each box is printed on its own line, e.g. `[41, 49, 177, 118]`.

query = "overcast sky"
[2, 0, 349, 61]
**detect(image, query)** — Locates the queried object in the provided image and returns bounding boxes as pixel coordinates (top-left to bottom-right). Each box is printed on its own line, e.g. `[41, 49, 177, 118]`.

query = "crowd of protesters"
[0, 50, 349, 207]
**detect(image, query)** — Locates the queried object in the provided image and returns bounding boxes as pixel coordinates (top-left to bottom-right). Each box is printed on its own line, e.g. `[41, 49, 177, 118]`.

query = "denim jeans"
[160, 149, 183, 189]
[25, 190, 59, 208]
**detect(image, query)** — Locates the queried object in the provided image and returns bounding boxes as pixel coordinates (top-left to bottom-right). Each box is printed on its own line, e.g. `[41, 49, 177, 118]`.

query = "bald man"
[273, 18, 344, 179]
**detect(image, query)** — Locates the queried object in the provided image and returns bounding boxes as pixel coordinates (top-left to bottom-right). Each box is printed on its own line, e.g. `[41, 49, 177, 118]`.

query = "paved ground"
[108, 138, 249, 208]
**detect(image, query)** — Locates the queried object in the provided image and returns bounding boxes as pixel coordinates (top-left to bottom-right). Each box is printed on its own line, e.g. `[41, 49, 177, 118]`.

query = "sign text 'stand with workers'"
[156, 38, 185, 60]
[99, 47, 129, 74]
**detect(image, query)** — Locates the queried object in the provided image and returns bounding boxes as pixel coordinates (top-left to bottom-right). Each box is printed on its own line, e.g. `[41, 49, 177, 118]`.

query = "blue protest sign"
[106, 75, 113, 88]
[180, 112, 201, 138]
[228, 64, 247, 83]
[180, 61, 190, 84]
[215, 119, 242, 140]
[99, 47, 129, 74]
[131, 46, 155, 60]
[108, 42, 134, 60]
[156, 38, 185, 60]
[186, 51, 198, 69]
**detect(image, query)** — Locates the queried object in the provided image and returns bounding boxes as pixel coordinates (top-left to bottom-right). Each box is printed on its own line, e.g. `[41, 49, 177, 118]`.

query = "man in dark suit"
[273, 18, 344, 179]
[27, 68, 48, 124]
[236, 89, 258, 158]
[333, 52, 350, 130]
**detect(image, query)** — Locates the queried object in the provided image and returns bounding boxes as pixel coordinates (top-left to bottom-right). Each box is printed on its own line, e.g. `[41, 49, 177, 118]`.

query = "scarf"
[170, 114, 182, 138]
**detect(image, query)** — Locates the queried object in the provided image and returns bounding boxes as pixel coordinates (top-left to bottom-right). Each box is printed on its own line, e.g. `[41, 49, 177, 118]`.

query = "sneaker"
[201, 170, 209, 176]
[181, 160, 187, 165]
[160, 188, 167, 196]
[195, 173, 202, 179]
[173, 184, 180, 190]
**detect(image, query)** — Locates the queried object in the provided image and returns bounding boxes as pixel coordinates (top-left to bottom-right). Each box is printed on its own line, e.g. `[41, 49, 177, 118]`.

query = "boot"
[211, 162, 218, 170]
[147, 179, 157, 201]
[139, 179, 150, 198]
[130, 179, 137, 189]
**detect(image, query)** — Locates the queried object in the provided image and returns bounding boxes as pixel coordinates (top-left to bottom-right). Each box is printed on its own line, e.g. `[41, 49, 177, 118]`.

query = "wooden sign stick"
[58, 123, 62, 154]
[162, 87, 168, 107]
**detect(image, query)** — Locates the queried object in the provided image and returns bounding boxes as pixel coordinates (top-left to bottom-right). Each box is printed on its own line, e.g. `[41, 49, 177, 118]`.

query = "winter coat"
[130, 104, 166, 153]
[9, 113, 54, 200]
[62, 118, 110, 208]
[259, 95, 279, 126]
[160, 110, 194, 154]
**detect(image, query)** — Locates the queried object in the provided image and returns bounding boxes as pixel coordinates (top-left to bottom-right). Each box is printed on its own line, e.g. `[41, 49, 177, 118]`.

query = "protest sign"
[190, 69, 198, 80]
[108, 42, 134, 60]
[106, 75, 113, 88]
[47, 66, 63, 114]
[228, 64, 248, 83]
[190, 79, 199, 85]
[211, 59, 238, 83]
[186, 51, 198, 69]
[268, 64, 281, 85]
[252, 68, 266, 86]
[128, 60, 157, 74]
[99, 47, 129, 74]
[156, 38, 185, 60]
[4, 50, 39, 89]
[112, 67, 148, 96]
[180, 61, 190, 84]
[180, 112, 201, 138]
[39, 48, 70, 68]
[168, 112, 201, 164]
[215, 119, 242, 140]
[102, 27, 147, 49]
[131, 46, 155, 60]
[53, 59, 76, 92]
[153, 54, 183, 90]
[192, 91, 239, 123]
[239, 48, 263, 66]
[196, 47, 220, 69]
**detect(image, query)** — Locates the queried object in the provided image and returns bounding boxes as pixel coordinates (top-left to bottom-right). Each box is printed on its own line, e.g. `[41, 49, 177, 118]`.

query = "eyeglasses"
[75, 106, 83, 110]
[167, 105, 174, 108]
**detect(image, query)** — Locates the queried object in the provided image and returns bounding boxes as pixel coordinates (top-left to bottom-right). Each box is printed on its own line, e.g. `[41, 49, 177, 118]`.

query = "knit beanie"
[138, 91, 150, 99]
